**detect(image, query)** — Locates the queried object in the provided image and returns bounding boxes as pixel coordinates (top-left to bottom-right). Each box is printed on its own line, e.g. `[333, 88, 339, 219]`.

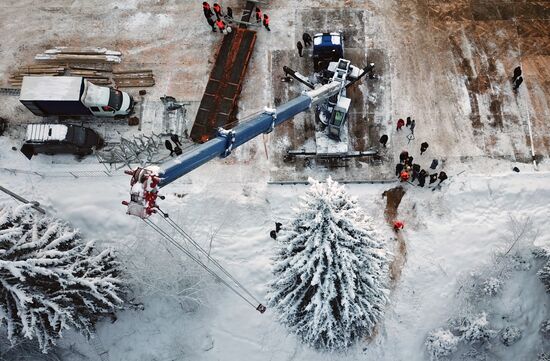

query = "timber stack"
[113, 69, 155, 88]
[8, 65, 66, 87]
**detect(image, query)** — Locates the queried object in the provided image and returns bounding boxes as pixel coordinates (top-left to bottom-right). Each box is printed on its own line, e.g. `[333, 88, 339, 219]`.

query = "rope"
[142, 218, 262, 311]
[161, 215, 262, 305]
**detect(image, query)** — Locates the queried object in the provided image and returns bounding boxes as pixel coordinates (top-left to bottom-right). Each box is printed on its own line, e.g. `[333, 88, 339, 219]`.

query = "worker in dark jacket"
[303, 33, 312, 46]
[395, 163, 404, 177]
[420, 141, 429, 155]
[418, 169, 427, 187]
[206, 16, 217, 32]
[297, 41, 303, 57]
[379, 134, 388, 148]
[411, 164, 421, 181]
[226, 6, 233, 19]
[429, 173, 438, 184]
[438, 171, 448, 184]
[263, 14, 270, 31]
[399, 150, 409, 163]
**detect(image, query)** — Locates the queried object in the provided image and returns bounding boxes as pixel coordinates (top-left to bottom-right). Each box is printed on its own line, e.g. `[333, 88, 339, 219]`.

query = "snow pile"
[268, 177, 389, 351]
[499, 325, 522, 346]
[0, 204, 124, 352]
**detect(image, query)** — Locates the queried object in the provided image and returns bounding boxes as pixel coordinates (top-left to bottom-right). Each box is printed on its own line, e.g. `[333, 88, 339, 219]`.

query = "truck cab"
[312, 32, 344, 72]
[84, 82, 133, 117]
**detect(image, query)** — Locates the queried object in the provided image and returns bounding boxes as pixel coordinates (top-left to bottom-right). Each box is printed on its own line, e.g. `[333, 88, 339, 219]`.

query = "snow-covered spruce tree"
[268, 177, 389, 351]
[425, 329, 460, 361]
[459, 312, 496, 345]
[499, 325, 522, 346]
[0, 204, 124, 352]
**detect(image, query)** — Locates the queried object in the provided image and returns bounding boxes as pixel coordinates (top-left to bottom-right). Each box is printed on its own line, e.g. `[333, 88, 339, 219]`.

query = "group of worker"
[202, 2, 271, 33]
[396, 146, 447, 188]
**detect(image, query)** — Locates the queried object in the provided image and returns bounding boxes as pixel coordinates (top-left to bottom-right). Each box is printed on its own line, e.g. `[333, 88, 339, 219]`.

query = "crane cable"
[142, 217, 266, 313]
[160, 215, 263, 306]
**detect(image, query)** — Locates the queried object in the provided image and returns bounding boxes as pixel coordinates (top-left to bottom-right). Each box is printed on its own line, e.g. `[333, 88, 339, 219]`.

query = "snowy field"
[0, 147, 548, 360]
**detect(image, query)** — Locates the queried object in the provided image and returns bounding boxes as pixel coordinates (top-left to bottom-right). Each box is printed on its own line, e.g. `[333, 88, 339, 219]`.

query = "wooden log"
[112, 69, 153, 74]
[115, 79, 155, 87]
[44, 47, 122, 56]
[113, 73, 155, 79]
[35, 54, 122, 63]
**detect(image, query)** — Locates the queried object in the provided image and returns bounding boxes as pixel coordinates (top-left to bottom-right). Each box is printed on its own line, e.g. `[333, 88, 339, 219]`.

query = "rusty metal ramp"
[190, 28, 257, 143]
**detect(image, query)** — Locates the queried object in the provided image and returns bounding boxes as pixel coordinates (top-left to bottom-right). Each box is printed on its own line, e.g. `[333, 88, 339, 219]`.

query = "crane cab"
[327, 96, 351, 140]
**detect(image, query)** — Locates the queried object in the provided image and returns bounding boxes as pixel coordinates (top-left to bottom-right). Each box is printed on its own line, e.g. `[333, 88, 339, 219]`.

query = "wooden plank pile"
[113, 69, 155, 88]
[67, 66, 113, 86]
[8, 64, 66, 87]
[35, 47, 122, 63]
[7, 47, 155, 88]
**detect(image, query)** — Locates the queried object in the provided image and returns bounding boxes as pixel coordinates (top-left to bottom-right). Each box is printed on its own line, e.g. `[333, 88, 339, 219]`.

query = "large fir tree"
[0, 204, 124, 352]
[268, 178, 389, 351]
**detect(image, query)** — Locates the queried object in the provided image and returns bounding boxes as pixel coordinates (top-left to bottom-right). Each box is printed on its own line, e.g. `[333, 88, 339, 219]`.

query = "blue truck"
[312, 32, 344, 72]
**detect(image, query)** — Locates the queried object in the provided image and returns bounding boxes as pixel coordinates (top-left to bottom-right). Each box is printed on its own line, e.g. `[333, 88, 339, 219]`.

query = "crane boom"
[123, 81, 342, 218]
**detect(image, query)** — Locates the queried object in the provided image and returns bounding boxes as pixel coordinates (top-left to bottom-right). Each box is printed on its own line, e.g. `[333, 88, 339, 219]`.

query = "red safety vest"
[213, 3, 221, 13]
[263, 15, 270, 25]
[256, 9, 262, 19]
[216, 19, 225, 30]
[203, 3, 210, 11]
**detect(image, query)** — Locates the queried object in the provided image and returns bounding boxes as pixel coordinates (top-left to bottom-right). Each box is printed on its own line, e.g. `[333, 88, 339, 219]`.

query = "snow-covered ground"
[0, 147, 548, 360]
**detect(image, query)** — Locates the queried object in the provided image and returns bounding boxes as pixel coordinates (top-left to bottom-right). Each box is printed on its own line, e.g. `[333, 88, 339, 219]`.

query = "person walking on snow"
[303, 33, 312, 47]
[412, 164, 421, 181]
[263, 14, 270, 31]
[297, 41, 303, 57]
[410, 119, 416, 134]
[202, 2, 214, 18]
[406, 117, 412, 127]
[420, 141, 429, 155]
[396, 118, 405, 131]
[226, 6, 233, 19]
[255, 7, 263, 23]
[213, 3, 223, 19]
[399, 150, 409, 163]
[438, 171, 448, 184]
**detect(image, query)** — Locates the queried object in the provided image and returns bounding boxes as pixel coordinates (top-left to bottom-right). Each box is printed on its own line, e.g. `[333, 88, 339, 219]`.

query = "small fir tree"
[268, 177, 389, 351]
[0, 204, 124, 352]
[425, 329, 460, 360]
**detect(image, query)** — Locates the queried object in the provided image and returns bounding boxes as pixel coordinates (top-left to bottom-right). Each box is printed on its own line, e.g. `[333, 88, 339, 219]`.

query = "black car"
[21, 124, 104, 160]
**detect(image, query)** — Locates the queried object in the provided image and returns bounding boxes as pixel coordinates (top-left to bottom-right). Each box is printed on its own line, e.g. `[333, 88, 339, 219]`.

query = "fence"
[0, 167, 126, 178]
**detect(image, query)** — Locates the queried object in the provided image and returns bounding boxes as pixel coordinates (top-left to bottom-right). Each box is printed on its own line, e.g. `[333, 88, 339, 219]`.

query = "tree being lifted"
[268, 178, 390, 351]
[0, 204, 125, 353]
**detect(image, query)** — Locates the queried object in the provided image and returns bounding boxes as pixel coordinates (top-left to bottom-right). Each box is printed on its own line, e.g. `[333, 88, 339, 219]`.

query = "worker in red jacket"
[396, 118, 405, 131]
[393, 220, 405, 231]
[263, 14, 270, 31]
[216, 18, 226, 32]
[255, 7, 262, 23]
[400, 170, 410, 182]
[202, 2, 213, 18]
[213, 3, 223, 19]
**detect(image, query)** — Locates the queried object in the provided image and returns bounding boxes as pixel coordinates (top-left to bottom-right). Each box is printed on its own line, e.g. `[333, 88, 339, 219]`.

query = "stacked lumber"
[113, 69, 155, 87]
[67, 66, 112, 85]
[8, 64, 66, 87]
[35, 47, 122, 63]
